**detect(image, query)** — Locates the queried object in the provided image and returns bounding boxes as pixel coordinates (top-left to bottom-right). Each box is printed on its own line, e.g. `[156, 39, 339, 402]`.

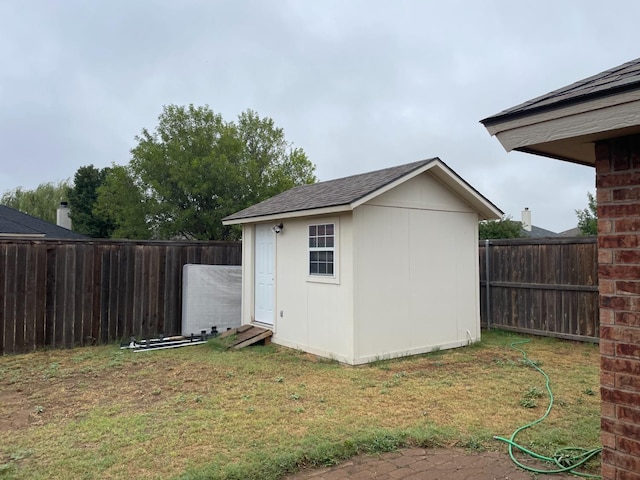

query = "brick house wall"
[596, 135, 640, 480]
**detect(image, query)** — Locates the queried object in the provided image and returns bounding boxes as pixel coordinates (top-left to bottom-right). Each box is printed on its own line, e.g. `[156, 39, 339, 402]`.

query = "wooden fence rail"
[2, 236, 599, 354]
[479, 236, 599, 342]
[0, 239, 241, 354]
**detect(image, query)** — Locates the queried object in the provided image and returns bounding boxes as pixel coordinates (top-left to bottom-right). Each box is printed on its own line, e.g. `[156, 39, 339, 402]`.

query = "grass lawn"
[0, 330, 600, 479]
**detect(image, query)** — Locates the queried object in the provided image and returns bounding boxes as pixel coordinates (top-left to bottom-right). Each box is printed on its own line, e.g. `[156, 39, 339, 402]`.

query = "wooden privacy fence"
[480, 236, 599, 342]
[2, 236, 599, 354]
[0, 239, 241, 354]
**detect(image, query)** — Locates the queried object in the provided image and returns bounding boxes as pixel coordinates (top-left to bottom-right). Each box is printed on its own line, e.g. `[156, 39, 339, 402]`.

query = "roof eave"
[425, 160, 503, 220]
[514, 146, 595, 167]
[222, 204, 353, 225]
[223, 158, 502, 225]
[481, 82, 640, 127]
[0, 233, 46, 238]
[485, 88, 640, 165]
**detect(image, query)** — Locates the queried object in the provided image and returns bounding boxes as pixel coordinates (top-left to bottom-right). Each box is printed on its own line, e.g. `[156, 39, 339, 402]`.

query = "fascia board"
[0, 233, 46, 238]
[495, 98, 640, 153]
[484, 90, 640, 136]
[222, 204, 351, 225]
[427, 164, 503, 220]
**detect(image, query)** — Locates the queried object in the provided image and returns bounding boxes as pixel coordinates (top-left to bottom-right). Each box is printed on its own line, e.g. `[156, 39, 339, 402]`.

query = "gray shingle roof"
[224, 158, 438, 222]
[0, 205, 87, 239]
[522, 225, 559, 239]
[482, 57, 640, 124]
[559, 226, 583, 237]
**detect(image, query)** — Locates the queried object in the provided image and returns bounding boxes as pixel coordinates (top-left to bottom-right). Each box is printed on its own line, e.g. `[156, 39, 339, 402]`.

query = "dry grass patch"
[0, 330, 600, 479]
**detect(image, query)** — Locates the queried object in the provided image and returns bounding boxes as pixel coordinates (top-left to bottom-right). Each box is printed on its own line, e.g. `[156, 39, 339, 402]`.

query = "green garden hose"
[493, 339, 602, 478]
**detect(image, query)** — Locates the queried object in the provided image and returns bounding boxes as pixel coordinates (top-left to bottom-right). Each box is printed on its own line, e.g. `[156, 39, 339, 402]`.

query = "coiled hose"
[493, 339, 602, 478]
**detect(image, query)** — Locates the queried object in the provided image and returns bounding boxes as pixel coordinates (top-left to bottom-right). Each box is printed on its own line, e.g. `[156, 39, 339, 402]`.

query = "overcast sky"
[1, 1, 638, 232]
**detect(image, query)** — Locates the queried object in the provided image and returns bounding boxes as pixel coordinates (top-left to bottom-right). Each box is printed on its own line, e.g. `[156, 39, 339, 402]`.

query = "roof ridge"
[308, 157, 436, 187]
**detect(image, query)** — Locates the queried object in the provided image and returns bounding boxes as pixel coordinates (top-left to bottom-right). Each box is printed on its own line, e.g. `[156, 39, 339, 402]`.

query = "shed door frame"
[254, 224, 275, 326]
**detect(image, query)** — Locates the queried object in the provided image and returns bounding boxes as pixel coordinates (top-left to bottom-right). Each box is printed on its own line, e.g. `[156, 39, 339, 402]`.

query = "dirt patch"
[0, 389, 34, 430]
[0, 358, 229, 435]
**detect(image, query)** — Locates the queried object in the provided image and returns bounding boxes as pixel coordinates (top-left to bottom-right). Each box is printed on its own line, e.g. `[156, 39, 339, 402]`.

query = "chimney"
[57, 202, 72, 230]
[521, 207, 532, 232]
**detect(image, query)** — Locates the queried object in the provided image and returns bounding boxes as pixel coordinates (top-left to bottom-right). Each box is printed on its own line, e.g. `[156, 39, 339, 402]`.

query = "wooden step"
[219, 325, 273, 349]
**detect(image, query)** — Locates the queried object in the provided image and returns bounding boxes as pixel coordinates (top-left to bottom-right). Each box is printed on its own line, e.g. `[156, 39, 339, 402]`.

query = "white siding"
[368, 172, 475, 213]
[352, 172, 480, 364]
[270, 214, 355, 363]
[239, 171, 482, 365]
[240, 224, 254, 325]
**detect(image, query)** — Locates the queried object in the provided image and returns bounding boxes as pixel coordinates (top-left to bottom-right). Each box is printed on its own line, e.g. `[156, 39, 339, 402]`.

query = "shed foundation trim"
[272, 337, 479, 366]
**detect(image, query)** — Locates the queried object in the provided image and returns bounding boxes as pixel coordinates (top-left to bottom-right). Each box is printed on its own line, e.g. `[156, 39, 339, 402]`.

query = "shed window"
[309, 223, 335, 276]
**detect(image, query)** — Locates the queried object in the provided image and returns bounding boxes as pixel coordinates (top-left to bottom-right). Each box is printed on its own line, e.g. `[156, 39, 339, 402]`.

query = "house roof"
[482, 57, 640, 125]
[480, 58, 640, 166]
[522, 225, 559, 239]
[559, 226, 584, 237]
[0, 205, 87, 239]
[223, 158, 502, 224]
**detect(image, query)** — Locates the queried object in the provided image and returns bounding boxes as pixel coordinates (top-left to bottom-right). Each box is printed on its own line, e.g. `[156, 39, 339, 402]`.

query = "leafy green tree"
[236, 109, 316, 204]
[67, 165, 115, 238]
[98, 105, 316, 240]
[94, 165, 152, 239]
[1, 180, 70, 224]
[575, 192, 597, 236]
[479, 216, 524, 240]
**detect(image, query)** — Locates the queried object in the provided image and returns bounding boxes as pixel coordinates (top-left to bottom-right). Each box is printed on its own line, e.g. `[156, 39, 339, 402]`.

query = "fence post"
[485, 239, 491, 330]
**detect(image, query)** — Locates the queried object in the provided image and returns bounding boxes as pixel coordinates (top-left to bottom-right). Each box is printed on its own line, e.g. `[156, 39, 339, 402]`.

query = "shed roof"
[0, 205, 87, 239]
[223, 158, 502, 224]
[482, 57, 640, 125]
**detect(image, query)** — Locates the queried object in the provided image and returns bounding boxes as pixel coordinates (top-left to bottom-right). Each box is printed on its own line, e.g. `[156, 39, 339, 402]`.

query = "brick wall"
[596, 135, 640, 480]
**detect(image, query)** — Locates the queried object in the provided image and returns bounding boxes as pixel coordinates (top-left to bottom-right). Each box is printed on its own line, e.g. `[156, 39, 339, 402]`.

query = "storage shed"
[223, 158, 502, 364]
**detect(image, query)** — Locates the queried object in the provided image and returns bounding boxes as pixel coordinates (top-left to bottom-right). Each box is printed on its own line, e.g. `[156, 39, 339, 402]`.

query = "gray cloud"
[1, 0, 637, 232]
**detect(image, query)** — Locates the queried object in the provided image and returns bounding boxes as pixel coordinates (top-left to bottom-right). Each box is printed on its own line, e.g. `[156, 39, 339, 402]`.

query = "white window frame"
[307, 221, 338, 284]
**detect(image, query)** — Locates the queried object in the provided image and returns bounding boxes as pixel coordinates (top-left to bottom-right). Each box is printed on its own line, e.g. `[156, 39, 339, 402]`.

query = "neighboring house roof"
[482, 57, 640, 124]
[480, 57, 640, 166]
[559, 227, 583, 237]
[522, 225, 559, 238]
[0, 205, 87, 239]
[223, 158, 503, 224]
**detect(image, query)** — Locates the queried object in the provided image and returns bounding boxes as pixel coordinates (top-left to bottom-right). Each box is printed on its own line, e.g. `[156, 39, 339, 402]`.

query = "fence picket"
[480, 237, 599, 342]
[1, 236, 598, 354]
[0, 239, 242, 354]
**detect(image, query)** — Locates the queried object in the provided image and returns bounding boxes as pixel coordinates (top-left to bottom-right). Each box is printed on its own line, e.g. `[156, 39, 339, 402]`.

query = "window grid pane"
[309, 223, 335, 276]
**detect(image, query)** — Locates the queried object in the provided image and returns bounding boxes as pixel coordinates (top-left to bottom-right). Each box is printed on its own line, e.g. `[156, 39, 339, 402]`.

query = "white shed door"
[254, 224, 275, 326]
